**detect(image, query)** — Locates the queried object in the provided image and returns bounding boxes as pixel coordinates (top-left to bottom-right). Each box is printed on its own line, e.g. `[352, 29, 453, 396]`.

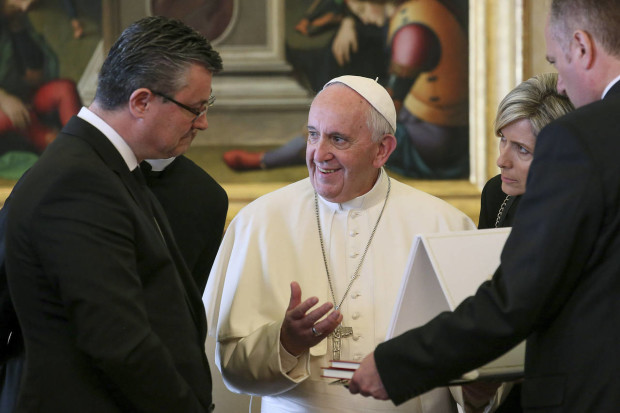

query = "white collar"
[144, 157, 176, 172]
[601, 74, 620, 99]
[318, 168, 388, 212]
[77, 107, 139, 171]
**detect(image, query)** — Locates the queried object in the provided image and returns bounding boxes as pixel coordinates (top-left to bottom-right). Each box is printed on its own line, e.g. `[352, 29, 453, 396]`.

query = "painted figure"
[0, 0, 81, 155]
[224, 0, 469, 180]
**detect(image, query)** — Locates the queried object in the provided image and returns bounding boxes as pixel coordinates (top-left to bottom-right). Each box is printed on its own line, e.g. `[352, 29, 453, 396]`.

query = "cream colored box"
[387, 228, 524, 382]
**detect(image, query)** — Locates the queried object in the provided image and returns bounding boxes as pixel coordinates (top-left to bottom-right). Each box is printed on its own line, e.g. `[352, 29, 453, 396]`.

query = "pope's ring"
[312, 326, 321, 337]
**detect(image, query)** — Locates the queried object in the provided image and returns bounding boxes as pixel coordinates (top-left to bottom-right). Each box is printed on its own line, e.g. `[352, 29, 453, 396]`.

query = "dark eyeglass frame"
[152, 91, 215, 122]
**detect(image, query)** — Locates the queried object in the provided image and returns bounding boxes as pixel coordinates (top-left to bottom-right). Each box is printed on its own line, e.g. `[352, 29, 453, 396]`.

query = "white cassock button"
[352, 312, 360, 320]
[353, 334, 361, 341]
[352, 292, 361, 299]
[353, 354, 362, 361]
[350, 252, 359, 258]
[349, 230, 359, 237]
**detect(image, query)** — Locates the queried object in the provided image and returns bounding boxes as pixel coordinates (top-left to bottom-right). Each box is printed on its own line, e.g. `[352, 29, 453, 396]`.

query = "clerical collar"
[145, 157, 175, 172]
[318, 168, 388, 212]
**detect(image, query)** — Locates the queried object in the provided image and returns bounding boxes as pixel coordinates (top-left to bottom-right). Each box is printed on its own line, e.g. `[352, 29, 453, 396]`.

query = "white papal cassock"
[204, 170, 476, 412]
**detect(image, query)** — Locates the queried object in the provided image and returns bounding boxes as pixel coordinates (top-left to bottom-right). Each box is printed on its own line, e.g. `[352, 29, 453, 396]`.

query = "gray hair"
[366, 104, 395, 142]
[318, 82, 395, 143]
[550, 0, 620, 58]
[94, 16, 223, 110]
[494, 73, 574, 137]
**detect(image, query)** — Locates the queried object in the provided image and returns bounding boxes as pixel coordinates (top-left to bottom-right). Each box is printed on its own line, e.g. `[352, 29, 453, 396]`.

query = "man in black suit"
[0, 192, 22, 413]
[5, 16, 222, 412]
[143, 156, 228, 294]
[0, 156, 228, 411]
[349, 0, 620, 411]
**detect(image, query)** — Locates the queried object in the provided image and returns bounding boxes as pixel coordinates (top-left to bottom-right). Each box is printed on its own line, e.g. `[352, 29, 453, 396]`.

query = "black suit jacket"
[0, 191, 24, 413]
[143, 156, 227, 294]
[1, 195, 18, 364]
[478, 174, 521, 229]
[5, 116, 213, 412]
[375, 82, 620, 412]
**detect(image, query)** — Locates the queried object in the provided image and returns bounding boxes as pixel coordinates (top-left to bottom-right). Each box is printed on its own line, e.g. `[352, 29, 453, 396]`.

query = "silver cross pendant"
[331, 324, 353, 360]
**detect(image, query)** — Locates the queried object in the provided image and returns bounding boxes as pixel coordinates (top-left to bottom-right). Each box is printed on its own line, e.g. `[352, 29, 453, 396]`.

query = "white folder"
[386, 228, 525, 382]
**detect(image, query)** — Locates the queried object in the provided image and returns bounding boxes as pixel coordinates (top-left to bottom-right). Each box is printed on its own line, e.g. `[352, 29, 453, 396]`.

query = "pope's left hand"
[348, 352, 390, 400]
[280, 281, 342, 356]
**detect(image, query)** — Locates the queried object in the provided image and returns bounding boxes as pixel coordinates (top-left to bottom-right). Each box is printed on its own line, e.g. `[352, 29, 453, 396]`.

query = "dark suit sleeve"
[0, 202, 17, 363]
[1, 191, 24, 365]
[374, 121, 604, 404]
[8, 165, 209, 412]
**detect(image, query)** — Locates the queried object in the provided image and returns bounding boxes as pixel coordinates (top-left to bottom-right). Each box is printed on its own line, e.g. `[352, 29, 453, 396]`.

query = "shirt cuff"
[278, 339, 310, 381]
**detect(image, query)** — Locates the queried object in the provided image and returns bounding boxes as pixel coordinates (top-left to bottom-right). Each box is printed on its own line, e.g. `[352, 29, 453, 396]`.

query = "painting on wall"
[149, 0, 235, 43]
[0, 0, 101, 180]
[1, 0, 471, 184]
[219, 0, 470, 180]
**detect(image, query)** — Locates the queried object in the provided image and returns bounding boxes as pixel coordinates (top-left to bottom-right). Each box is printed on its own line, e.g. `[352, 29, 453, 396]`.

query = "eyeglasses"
[152, 91, 215, 123]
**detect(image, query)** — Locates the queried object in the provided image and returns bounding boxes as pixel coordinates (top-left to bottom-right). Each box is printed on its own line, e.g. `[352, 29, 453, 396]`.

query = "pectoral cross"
[331, 324, 353, 360]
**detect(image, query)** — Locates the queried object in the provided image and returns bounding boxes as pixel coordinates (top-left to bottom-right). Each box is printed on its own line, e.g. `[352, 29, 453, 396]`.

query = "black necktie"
[130, 166, 145, 184]
[131, 166, 165, 242]
[130, 167, 153, 213]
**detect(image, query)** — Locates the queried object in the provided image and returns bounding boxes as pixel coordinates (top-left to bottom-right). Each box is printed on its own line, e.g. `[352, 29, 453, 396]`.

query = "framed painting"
[141, 0, 511, 221]
[0, 0, 102, 181]
[1, 0, 552, 223]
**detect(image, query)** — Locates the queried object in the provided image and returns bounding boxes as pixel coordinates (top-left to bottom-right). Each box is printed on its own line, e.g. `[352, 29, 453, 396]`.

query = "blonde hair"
[494, 73, 574, 137]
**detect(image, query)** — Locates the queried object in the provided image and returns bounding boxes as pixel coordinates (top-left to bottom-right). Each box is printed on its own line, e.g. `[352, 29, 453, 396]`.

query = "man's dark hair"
[550, 0, 620, 57]
[95, 16, 223, 110]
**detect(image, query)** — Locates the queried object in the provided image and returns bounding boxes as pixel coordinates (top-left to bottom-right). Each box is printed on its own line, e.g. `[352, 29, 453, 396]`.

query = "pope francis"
[204, 76, 478, 412]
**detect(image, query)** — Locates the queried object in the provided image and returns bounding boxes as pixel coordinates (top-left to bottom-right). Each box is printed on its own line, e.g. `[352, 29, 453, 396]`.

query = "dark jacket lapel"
[61, 117, 148, 213]
[60, 116, 207, 336]
[605, 78, 620, 98]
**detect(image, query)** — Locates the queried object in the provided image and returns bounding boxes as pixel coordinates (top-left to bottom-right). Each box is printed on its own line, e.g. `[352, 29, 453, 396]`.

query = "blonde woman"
[478, 73, 574, 230]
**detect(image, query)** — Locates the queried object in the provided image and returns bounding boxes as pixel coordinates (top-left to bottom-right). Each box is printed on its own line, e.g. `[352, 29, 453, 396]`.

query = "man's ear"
[373, 134, 397, 168]
[572, 30, 595, 70]
[128, 88, 153, 119]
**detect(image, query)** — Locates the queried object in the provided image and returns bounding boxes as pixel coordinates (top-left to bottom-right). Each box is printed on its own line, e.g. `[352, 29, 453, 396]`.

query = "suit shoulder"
[172, 156, 217, 182]
[14, 138, 116, 199]
[537, 98, 620, 161]
[168, 156, 227, 198]
[544, 95, 620, 137]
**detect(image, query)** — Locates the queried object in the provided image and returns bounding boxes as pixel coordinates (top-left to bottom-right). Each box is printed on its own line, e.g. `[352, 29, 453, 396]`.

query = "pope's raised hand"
[280, 281, 343, 356]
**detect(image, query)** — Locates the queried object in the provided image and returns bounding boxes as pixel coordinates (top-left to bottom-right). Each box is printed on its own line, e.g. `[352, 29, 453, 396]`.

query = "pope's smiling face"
[306, 84, 383, 203]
